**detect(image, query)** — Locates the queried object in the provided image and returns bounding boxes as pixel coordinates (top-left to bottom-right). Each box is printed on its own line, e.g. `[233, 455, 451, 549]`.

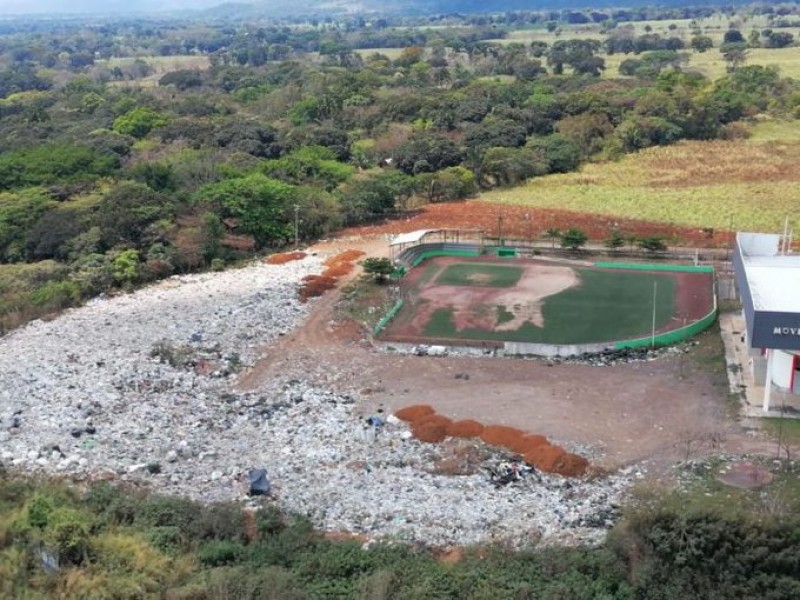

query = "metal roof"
[738, 232, 800, 312]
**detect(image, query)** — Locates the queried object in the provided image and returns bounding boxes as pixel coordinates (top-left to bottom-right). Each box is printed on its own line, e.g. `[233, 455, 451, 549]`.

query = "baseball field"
[381, 256, 714, 346]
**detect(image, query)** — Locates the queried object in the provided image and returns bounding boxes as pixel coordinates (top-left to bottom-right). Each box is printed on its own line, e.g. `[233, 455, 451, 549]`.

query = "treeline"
[2, 474, 800, 598]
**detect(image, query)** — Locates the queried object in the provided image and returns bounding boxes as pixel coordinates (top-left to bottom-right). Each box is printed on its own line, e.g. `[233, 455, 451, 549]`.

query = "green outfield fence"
[410, 249, 480, 268]
[373, 299, 404, 336]
[595, 262, 714, 273]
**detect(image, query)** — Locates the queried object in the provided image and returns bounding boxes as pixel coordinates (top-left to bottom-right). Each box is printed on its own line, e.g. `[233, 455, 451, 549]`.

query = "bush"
[29, 280, 82, 310]
[197, 540, 245, 567]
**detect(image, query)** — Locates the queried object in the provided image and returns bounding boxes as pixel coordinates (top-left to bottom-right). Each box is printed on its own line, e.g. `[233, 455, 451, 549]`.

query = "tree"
[96, 182, 173, 250]
[548, 39, 604, 76]
[392, 135, 463, 175]
[416, 167, 477, 203]
[527, 135, 581, 173]
[721, 42, 748, 72]
[638, 237, 667, 252]
[112, 107, 169, 139]
[560, 228, 588, 250]
[765, 31, 795, 49]
[723, 29, 745, 45]
[605, 228, 625, 252]
[479, 146, 548, 187]
[263, 146, 354, 191]
[197, 174, 295, 248]
[361, 257, 394, 283]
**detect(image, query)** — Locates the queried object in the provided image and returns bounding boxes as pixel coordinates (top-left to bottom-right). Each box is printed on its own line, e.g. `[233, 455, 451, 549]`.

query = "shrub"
[197, 540, 244, 567]
[29, 280, 82, 310]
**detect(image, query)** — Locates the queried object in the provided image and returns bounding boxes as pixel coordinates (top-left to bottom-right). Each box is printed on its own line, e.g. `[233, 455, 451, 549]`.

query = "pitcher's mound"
[716, 461, 774, 489]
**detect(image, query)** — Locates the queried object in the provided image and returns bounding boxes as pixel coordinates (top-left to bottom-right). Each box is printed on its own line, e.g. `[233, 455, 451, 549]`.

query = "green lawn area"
[423, 268, 676, 344]
[434, 262, 523, 288]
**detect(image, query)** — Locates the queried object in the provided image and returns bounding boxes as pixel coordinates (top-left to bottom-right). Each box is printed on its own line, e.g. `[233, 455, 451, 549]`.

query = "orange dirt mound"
[395, 405, 436, 422]
[524, 444, 566, 473]
[298, 275, 337, 302]
[266, 251, 307, 265]
[551, 453, 590, 477]
[296, 249, 366, 302]
[479, 425, 526, 449]
[505, 434, 549, 455]
[447, 419, 485, 438]
[413, 422, 449, 443]
[413, 414, 453, 428]
[324, 249, 365, 267]
[322, 263, 354, 278]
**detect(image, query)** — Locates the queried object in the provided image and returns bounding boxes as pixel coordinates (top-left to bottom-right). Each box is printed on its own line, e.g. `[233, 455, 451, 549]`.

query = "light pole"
[293, 204, 300, 249]
[651, 281, 658, 348]
[498, 214, 504, 247]
[525, 213, 532, 247]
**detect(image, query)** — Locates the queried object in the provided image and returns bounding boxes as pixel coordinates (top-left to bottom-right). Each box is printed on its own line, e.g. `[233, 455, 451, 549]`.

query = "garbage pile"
[0, 254, 641, 548]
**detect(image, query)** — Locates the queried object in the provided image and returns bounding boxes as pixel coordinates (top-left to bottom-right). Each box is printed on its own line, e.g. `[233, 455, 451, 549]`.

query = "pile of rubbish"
[0, 254, 640, 547]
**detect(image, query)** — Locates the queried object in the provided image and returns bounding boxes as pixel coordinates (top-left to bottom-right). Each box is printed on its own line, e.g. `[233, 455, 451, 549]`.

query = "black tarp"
[247, 469, 271, 496]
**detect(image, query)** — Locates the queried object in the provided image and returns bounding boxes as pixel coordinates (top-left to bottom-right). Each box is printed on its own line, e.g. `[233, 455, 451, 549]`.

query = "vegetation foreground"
[1, 470, 800, 599]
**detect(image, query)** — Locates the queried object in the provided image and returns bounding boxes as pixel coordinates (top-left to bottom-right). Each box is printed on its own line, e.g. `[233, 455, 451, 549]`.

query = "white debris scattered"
[0, 255, 640, 547]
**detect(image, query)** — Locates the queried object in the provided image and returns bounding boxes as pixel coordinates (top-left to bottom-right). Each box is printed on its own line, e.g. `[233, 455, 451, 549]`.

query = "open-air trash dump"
[0, 255, 642, 547]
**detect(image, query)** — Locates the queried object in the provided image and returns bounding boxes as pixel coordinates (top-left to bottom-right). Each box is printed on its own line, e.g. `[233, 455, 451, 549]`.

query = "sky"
[0, 0, 226, 14]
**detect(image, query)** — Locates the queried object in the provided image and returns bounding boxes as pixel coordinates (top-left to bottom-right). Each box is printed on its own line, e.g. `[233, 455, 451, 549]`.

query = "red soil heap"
[479, 425, 526, 449]
[447, 419, 485, 438]
[297, 249, 366, 302]
[266, 251, 307, 265]
[393, 405, 590, 478]
[413, 422, 449, 443]
[505, 434, 549, 455]
[394, 404, 435, 422]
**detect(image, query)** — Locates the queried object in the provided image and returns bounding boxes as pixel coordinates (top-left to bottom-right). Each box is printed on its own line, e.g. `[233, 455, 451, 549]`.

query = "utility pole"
[525, 213, 532, 247]
[651, 281, 658, 348]
[497, 214, 504, 247]
[293, 204, 300, 249]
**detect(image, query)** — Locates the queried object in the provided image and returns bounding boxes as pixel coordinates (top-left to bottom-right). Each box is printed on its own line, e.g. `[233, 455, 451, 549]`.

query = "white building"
[733, 232, 800, 411]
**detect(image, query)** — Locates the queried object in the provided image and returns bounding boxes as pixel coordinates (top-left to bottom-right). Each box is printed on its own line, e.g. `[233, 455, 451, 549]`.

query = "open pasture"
[481, 120, 800, 233]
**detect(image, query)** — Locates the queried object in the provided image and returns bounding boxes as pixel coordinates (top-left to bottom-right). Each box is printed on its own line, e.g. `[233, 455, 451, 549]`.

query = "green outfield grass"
[422, 268, 677, 344]
[435, 263, 523, 288]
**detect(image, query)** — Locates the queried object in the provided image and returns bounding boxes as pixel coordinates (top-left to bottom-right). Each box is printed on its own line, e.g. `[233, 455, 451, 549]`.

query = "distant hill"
[0, 0, 754, 17]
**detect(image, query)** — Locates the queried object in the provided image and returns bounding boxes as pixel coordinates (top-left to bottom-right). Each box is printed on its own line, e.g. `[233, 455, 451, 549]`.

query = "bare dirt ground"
[237, 236, 772, 472]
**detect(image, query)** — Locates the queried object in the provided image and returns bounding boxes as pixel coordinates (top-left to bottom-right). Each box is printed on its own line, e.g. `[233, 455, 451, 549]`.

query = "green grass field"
[435, 263, 523, 287]
[481, 120, 800, 233]
[422, 268, 676, 344]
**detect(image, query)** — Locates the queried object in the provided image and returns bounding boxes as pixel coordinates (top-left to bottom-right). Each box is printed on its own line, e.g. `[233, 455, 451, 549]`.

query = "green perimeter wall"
[411, 249, 480, 267]
[595, 262, 714, 273]
[373, 299, 404, 336]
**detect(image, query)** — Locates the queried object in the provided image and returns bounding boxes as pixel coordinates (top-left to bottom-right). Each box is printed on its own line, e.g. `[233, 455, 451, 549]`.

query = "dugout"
[733, 232, 800, 411]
